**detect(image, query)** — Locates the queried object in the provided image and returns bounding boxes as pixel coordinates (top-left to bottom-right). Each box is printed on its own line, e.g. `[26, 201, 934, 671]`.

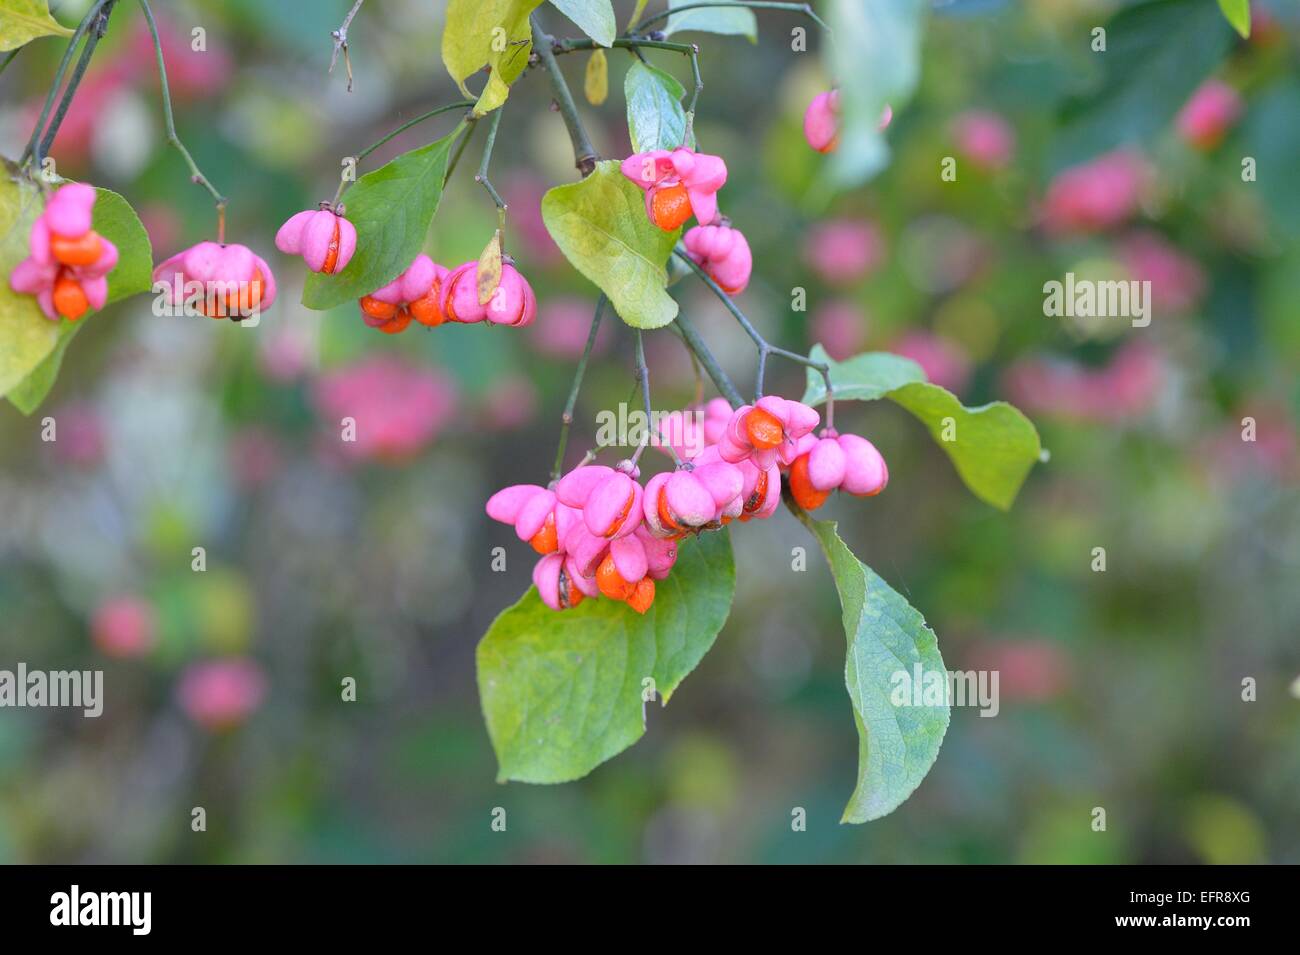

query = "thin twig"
[553, 296, 607, 480]
[330, 0, 365, 92]
[633, 331, 682, 467]
[443, 115, 480, 187]
[675, 248, 832, 422]
[474, 107, 507, 237]
[332, 101, 475, 206]
[138, 0, 227, 239]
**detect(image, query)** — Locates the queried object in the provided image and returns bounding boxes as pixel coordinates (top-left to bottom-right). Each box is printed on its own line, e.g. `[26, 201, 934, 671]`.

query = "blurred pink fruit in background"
[312, 356, 457, 462]
[968, 639, 1070, 703]
[529, 296, 613, 360]
[1041, 151, 1147, 235]
[48, 401, 105, 468]
[1118, 231, 1206, 315]
[478, 375, 539, 432]
[803, 218, 884, 285]
[951, 109, 1016, 170]
[1176, 80, 1242, 151]
[91, 596, 156, 658]
[1002, 341, 1163, 423]
[893, 331, 972, 395]
[227, 426, 284, 489]
[809, 299, 867, 360]
[177, 659, 267, 730]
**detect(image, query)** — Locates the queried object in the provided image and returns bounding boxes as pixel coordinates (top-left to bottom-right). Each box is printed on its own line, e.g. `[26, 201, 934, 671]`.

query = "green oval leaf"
[0, 0, 72, 52]
[664, 0, 757, 42]
[549, 0, 616, 47]
[801, 344, 925, 404]
[477, 529, 735, 783]
[94, 186, 153, 306]
[7, 186, 152, 415]
[541, 160, 680, 329]
[302, 129, 461, 311]
[624, 60, 693, 153]
[800, 513, 949, 823]
[802, 344, 1041, 510]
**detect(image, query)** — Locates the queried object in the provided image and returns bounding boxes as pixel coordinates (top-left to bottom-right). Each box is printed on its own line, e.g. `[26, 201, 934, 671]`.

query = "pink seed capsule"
[275, 208, 357, 274]
[683, 223, 753, 295]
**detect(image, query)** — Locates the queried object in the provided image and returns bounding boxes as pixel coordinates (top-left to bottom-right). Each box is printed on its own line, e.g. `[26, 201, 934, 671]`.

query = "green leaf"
[0, 0, 72, 51]
[624, 60, 693, 153]
[802, 345, 1041, 510]
[664, 0, 757, 42]
[0, 161, 59, 399]
[302, 130, 460, 311]
[93, 186, 152, 306]
[541, 160, 680, 329]
[7, 187, 151, 415]
[801, 345, 925, 404]
[801, 514, 949, 823]
[888, 382, 1041, 511]
[549, 0, 616, 47]
[441, 0, 544, 115]
[1054, 0, 1234, 167]
[477, 530, 735, 783]
[6, 321, 74, 414]
[825, 0, 926, 187]
[1216, 0, 1250, 38]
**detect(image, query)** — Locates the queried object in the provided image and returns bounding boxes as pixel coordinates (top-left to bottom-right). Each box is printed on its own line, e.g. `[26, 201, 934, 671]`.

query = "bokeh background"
[1, 0, 1297, 863]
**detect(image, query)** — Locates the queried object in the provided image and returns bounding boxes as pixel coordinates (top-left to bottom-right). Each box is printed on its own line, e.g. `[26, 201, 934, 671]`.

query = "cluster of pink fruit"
[275, 207, 536, 334]
[9, 182, 118, 322]
[621, 148, 753, 295]
[487, 395, 888, 614]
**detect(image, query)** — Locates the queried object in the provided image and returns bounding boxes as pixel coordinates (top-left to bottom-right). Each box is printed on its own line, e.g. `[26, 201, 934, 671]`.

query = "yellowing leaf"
[0, 161, 59, 398]
[541, 160, 679, 329]
[1217, 0, 1250, 38]
[441, 0, 544, 115]
[0, 0, 72, 52]
[476, 229, 502, 305]
[584, 48, 608, 106]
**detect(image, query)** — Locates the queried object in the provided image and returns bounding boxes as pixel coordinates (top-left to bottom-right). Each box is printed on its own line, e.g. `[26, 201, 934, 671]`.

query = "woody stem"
[671, 312, 744, 411]
[531, 13, 599, 177]
[22, 0, 114, 166]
